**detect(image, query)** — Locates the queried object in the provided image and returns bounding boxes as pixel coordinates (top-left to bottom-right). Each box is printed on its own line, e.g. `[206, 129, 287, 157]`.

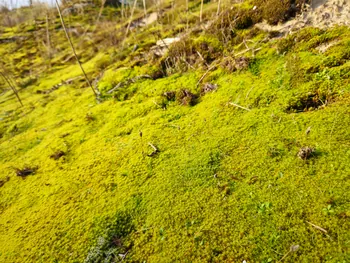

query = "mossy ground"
[0, 1, 350, 262]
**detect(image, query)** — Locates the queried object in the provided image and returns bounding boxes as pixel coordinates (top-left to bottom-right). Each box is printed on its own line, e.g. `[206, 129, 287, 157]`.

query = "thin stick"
[200, 0, 204, 22]
[45, 12, 52, 68]
[55, 0, 97, 97]
[94, 0, 106, 31]
[186, 0, 189, 29]
[228, 102, 251, 111]
[306, 221, 328, 233]
[196, 51, 209, 67]
[122, 0, 125, 18]
[277, 245, 300, 263]
[125, 0, 138, 39]
[143, 0, 147, 17]
[148, 142, 158, 152]
[277, 250, 291, 263]
[0, 71, 23, 106]
[196, 64, 217, 87]
[148, 142, 159, 157]
[216, 0, 221, 15]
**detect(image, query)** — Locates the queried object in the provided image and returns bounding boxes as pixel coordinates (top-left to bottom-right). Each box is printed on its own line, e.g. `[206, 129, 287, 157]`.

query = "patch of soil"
[286, 92, 329, 112]
[15, 166, 38, 178]
[50, 151, 65, 160]
[0, 176, 10, 188]
[176, 89, 198, 106]
[163, 91, 176, 101]
[297, 146, 315, 160]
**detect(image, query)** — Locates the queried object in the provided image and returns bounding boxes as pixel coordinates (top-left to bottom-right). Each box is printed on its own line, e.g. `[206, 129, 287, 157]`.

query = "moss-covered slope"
[0, 1, 349, 262]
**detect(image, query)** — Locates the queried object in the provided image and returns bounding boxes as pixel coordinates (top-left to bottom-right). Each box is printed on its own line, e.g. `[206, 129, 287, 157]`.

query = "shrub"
[207, 8, 260, 44]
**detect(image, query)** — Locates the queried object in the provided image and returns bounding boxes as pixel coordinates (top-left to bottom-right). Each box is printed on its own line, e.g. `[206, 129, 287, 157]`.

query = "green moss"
[0, 3, 350, 263]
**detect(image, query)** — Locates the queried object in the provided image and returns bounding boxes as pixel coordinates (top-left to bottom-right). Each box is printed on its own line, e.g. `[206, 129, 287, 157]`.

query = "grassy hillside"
[0, 1, 349, 262]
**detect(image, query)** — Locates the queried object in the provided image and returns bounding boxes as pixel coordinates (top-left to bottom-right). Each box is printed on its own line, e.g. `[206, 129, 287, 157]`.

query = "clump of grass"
[207, 7, 259, 44]
[162, 35, 223, 73]
[255, 0, 309, 25]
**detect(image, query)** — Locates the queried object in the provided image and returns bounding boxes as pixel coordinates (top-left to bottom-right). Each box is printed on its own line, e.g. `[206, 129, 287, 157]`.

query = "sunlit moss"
[0, 3, 350, 263]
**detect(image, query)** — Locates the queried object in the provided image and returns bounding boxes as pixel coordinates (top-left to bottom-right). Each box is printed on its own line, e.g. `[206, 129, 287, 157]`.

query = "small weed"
[258, 202, 272, 214]
[322, 205, 335, 215]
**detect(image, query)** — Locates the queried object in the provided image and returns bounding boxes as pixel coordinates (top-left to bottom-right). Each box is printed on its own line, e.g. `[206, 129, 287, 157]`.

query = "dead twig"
[148, 142, 159, 157]
[200, 0, 204, 22]
[306, 221, 328, 234]
[277, 245, 300, 262]
[124, 0, 138, 40]
[216, 0, 221, 15]
[196, 64, 217, 87]
[196, 51, 209, 67]
[228, 102, 251, 111]
[0, 71, 23, 106]
[142, 0, 147, 17]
